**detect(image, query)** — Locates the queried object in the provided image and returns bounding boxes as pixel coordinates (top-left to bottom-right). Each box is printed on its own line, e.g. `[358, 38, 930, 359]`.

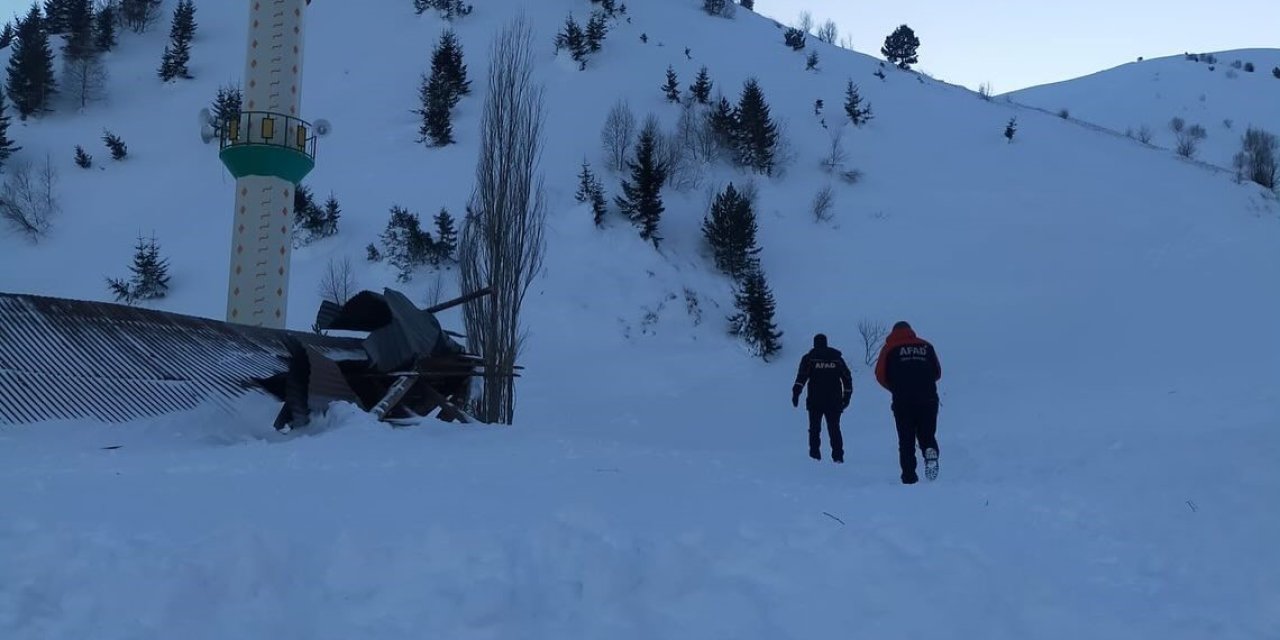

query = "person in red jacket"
[875, 321, 942, 484]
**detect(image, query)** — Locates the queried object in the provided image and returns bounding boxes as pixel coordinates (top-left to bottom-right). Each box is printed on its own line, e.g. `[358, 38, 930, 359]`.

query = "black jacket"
[875, 326, 941, 403]
[793, 346, 853, 411]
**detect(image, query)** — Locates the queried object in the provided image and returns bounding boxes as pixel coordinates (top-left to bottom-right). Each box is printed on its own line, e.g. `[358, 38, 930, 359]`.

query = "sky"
[754, 0, 1280, 92]
[2, 0, 1275, 93]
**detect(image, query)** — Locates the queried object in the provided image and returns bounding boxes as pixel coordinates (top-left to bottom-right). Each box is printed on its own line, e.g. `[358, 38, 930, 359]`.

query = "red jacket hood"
[884, 326, 920, 348]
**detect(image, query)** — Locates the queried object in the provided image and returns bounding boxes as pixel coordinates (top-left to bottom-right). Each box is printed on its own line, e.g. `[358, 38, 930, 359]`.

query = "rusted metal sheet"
[0, 292, 366, 425]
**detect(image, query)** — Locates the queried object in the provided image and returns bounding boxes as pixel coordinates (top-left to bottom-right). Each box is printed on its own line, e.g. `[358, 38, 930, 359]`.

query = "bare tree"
[317, 255, 354, 305]
[977, 82, 993, 100]
[816, 20, 838, 44]
[0, 155, 59, 241]
[601, 98, 636, 172]
[811, 184, 835, 222]
[797, 11, 814, 34]
[1136, 125, 1154, 144]
[424, 269, 447, 307]
[858, 319, 888, 367]
[838, 35, 855, 50]
[459, 13, 547, 425]
[821, 126, 848, 172]
[1175, 123, 1207, 158]
[63, 56, 109, 110]
[1236, 126, 1278, 190]
[121, 0, 163, 34]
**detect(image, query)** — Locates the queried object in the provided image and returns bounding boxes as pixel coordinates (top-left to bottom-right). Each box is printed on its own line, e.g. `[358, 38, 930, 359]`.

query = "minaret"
[217, 0, 316, 329]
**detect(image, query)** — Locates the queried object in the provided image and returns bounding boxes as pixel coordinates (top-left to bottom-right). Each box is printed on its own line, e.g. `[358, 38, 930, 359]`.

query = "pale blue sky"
[2, 0, 1275, 92]
[758, 0, 1280, 92]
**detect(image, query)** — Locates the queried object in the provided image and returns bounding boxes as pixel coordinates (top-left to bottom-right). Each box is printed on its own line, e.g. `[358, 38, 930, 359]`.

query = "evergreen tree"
[701, 182, 761, 281]
[211, 84, 242, 134]
[157, 0, 195, 81]
[107, 234, 171, 303]
[735, 78, 778, 174]
[707, 94, 739, 153]
[0, 92, 19, 169]
[62, 0, 94, 61]
[43, 0, 67, 34]
[93, 2, 117, 52]
[576, 159, 607, 226]
[416, 70, 454, 146]
[689, 66, 712, 104]
[102, 129, 126, 159]
[379, 206, 434, 282]
[320, 193, 341, 238]
[784, 27, 805, 50]
[585, 11, 608, 53]
[432, 208, 458, 263]
[740, 0, 754, 10]
[806, 50, 819, 70]
[728, 268, 782, 360]
[1004, 117, 1017, 142]
[0, 23, 15, 49]
[74, 144, 91, 168]
[554, 14, 589, 69]
[431, 28, 469, 105]
[881, 24, 920, 69]
[292, 184, 324, 241]
[843, 80, 872, 125]
[662, 65, 680, 102]
[615, 120, 668, 246]
[6, 5, 58, 118]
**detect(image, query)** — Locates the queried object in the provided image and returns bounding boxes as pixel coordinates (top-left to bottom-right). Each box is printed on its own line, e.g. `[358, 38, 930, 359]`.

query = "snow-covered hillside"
[2, 1, 1279, 638]
[1004, 48, 1280, 169]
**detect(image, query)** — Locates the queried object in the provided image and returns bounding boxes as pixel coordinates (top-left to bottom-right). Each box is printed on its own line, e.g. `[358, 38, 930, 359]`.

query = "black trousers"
[892, 398, 938, 476]
[808, 407, 843, 460]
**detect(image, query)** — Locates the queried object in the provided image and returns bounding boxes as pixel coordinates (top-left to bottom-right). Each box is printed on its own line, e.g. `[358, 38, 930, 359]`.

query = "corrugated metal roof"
[0, 292, 366, 425]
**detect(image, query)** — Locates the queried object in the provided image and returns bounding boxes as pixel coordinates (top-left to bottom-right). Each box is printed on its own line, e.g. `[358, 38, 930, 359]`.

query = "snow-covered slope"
[2, 1, 1279, 638]
[1004, 48, 1280, 169]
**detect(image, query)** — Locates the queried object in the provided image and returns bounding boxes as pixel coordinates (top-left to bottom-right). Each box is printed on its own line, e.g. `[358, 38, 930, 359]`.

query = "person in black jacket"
[875, 321, 943, 483]
[792, 333, 854, 462]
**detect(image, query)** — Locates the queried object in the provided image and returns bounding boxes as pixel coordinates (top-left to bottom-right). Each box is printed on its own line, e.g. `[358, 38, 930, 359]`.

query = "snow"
[2, 0, 1279, 638]
[1004, 48, 1280, 169]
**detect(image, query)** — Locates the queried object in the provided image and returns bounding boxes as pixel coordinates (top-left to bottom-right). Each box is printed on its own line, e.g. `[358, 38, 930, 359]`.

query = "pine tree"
[576, 159, 607, 226]
[662, 65, 681, 102]
[615, 121, 668, 246]
[881, 24, 920, 69]
[0, 92, 19, 169]
[784, 27, 805, 50]
[735, 78, 778, 174]
[707, 94, 739, 153]
[0, 23, 15, 49]
[805, 50, 819, 71]
[585, 11, 608, 53]
[43, 0, 67, 34]
[431, 28, 469, 105]
[93, 2, 117, 52]
[102, 129, 126, 159]
[432, 208, 458, 263]
[158, 0, 195, 81]
[728, 268, 783, 360]
[701, 182, 761, 281]
[575, 159, 596, 203]
[843, 80, 872, 126]
[6, 5, 58, 118]
[320, 193, 341, 238]
[74, 144, 91, 167]
[555, 14, 589, 69]
[689, 66, 712, 104]
[211, 84, 242, 134]
[62, 0, 94, 61]
[107, 234, 171, 303]
[379, 206, 434, 282]
[417, 71, 454, 146]
[1004, 117, 1017, 142]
